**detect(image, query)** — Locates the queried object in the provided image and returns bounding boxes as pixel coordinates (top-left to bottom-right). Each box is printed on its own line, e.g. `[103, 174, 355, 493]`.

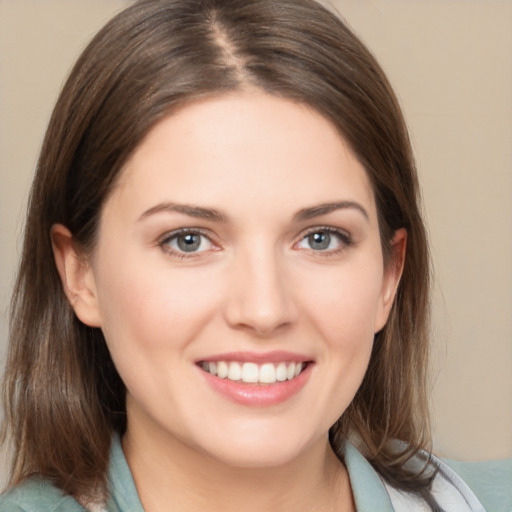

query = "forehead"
[108, 91, 377, 223]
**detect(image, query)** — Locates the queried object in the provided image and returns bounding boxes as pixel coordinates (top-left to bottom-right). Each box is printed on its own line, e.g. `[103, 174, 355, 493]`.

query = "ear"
[374, 228, 407, 333]
[51, 224, 102, 327]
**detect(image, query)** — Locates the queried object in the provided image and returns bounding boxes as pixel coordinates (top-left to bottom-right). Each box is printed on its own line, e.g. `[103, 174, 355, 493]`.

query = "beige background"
[0, 0, 511, 480]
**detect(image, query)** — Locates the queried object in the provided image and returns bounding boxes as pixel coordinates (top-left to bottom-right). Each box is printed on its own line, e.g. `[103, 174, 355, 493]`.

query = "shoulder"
[0, 477, 86, 512]
[442, 457, 512, 512]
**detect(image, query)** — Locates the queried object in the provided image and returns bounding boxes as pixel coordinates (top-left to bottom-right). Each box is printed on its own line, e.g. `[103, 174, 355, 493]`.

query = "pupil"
[178, 234, 200, 252]
[309, 232, 330, 250]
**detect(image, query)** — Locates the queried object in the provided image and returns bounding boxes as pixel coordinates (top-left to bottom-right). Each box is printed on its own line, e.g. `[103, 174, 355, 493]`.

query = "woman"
[1, 0, 510, 511]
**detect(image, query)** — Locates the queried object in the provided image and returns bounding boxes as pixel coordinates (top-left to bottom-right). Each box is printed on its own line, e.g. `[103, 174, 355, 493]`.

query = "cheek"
[296, 261, 384, 413]
[92, 261, 227, 426]
[93, 251, 222, 365]
[298, 260, 385, 344]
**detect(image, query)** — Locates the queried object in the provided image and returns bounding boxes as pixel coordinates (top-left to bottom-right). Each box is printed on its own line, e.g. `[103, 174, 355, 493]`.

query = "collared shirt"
[1, 436, 511, 511]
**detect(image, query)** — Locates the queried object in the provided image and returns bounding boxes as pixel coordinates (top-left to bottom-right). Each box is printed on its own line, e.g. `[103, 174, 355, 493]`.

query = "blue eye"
[297, 229, 350, 252]
[161, 230, 213, 254]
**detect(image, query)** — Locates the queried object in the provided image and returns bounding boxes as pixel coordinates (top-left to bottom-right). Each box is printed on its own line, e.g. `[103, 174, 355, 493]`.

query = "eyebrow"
[138, 203, 227, 223]
[138, 200, 369, 224]
[294, 201, 370, 222]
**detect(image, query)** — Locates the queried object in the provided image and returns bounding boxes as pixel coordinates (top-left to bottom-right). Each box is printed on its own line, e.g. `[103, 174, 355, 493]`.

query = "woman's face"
[74, 92, 403, 467]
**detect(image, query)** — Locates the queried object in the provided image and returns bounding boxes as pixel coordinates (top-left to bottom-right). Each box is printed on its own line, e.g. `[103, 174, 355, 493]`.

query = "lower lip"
[199, 364, 313, 407]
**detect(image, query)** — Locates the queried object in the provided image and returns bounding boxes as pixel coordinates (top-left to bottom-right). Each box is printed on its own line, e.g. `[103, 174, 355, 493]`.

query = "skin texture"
[52, 92, 405, 512]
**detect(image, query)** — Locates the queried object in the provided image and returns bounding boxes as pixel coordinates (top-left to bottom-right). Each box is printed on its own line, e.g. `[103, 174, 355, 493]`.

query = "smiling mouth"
[198, 361, 309, 385]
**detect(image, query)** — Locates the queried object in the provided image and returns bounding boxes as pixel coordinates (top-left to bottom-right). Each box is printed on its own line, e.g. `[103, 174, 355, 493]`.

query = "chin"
[190, 419, 322, 469]
[204, 442, 308, 469]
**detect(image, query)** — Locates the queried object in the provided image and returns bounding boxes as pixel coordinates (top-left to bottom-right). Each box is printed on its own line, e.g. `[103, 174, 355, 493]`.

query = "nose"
[223, 246, 298, 337]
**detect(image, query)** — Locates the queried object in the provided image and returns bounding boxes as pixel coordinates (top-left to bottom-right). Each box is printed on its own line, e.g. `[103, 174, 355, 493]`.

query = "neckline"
[105, 435, 396, 512]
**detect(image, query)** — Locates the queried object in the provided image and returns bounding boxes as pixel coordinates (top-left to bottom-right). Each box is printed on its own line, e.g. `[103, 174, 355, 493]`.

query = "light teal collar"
[106, 435, 144, 512]
[342, 440, 395, 511]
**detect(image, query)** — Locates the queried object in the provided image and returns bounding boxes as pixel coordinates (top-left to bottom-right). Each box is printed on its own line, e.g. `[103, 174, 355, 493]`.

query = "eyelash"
[296, 226, 353, 256]
[157, 226, 353, 259]
[158, 228, 216, 259]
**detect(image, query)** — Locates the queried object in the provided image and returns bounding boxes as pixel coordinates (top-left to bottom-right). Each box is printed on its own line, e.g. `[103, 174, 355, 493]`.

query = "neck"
[122, 424, 354, 512]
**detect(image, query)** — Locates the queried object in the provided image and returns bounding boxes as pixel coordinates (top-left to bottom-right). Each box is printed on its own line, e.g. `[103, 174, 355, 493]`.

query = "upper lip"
[196, 350, 313, 364]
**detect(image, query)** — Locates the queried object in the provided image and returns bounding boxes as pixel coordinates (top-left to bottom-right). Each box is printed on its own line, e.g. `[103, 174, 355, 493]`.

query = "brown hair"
[2, 0, 432, 502]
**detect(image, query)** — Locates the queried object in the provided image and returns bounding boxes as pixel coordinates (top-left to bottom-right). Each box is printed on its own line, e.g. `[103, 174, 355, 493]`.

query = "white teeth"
[227, 362, 242, 381]
[287, 362, 296, 380]
[241, 362, 259, 383]
[259, 363, 277, 384]
[276, 362, 287, 382]
[217, 361, 228, 379]
[202, 360, 306, 384]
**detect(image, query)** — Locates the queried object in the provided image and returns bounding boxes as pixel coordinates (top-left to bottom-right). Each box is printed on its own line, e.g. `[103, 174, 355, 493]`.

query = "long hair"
[2, 0, 431, 501]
